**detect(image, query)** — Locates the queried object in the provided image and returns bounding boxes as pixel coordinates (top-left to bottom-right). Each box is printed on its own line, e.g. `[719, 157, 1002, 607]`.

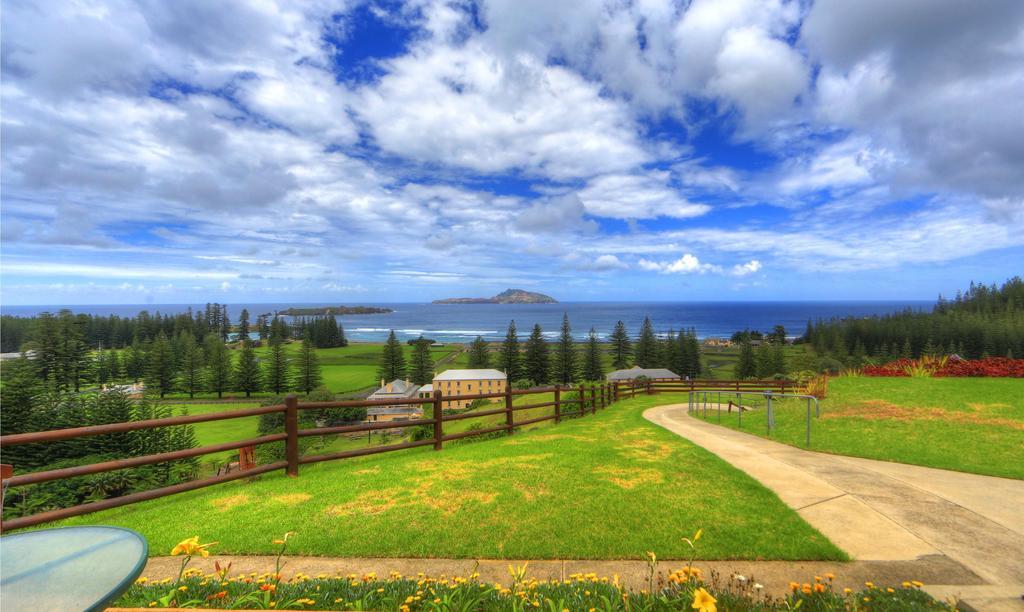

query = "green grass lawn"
[693, 377, 1024, 479]
[52, 394, 844, 561]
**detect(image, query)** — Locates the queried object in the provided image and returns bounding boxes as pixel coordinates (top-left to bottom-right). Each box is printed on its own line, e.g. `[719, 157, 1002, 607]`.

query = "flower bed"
[114, 535, 955, 611]
[860, 356, 1024, 378]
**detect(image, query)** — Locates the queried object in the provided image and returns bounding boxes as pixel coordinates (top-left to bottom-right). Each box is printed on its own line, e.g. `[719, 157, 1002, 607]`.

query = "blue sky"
[1, 0, 1022, 305]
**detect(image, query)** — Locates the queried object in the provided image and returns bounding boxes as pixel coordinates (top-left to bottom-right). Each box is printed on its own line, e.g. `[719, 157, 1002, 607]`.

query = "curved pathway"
[644, 403, 1024, 611]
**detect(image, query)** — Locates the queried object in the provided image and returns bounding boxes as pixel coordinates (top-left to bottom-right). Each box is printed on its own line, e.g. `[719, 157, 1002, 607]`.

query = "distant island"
[433, 288, 558, 304]
[277, 305, 393, 316]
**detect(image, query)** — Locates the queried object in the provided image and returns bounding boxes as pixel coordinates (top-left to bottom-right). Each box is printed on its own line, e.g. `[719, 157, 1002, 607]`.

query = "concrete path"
[644, 403, 1024, 611]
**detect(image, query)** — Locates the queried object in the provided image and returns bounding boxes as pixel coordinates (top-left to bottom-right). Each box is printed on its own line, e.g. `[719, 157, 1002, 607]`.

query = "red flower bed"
[935, 357, 1024, 378]
[861, 357, 1024, 378]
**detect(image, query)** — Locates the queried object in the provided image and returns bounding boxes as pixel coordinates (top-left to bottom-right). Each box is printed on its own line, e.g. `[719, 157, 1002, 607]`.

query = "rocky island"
[277, 305, 393, 316]
[433, 288, 558, 304]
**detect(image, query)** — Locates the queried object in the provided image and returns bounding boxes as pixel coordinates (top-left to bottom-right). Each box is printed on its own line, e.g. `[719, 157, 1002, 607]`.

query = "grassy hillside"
[693, 377, 1024, 479]
[52, 395, 844, 561]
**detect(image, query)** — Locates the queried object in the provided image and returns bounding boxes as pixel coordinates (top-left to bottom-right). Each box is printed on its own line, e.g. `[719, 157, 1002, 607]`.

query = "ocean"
[1, 301, 931, 343]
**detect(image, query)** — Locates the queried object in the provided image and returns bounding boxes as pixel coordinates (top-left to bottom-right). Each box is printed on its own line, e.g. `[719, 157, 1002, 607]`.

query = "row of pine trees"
[375, 315, 706, 387]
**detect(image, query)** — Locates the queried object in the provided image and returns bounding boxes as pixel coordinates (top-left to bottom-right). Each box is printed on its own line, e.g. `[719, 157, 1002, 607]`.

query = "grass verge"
[693, 377, 1024, 479]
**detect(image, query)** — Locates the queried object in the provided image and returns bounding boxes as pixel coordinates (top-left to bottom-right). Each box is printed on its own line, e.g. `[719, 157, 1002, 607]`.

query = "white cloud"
[578, 172, 711, 220]
[592, 254, 628, 271]
[638, 254, 722, 274]
[731, 260, 762, 276]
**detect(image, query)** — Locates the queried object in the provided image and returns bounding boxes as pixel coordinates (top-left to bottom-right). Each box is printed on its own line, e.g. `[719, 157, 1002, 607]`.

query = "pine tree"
[582, 327, 604, 381]
[337, 323, 348, 347]
[409, 337, 434, 385]
[235, 341, 262, 397]
[106, 349, 123, 382]
[467, 336, 491, 369]
[295, 330, 323, 394]
[634, 317, 658, 368]
[671, 331, 688, 377]
[770, 341, 787, 377]
[264, 334, 291, 394]
[178, 331, 205, 399]
[523, 324, 550, 385]
[204, 333, 232, 398]
[900, 338, 913, 359]
[238, 308, 250, 342]
[551, 313, 578, 385]
[499, 320, 522, 381]
[659, 329, 678, 371]
[755, 342, 773, 378]
[736, 340, 757, 379]
[220, 306, 230, 341]
[145, 331, 177, 398]
[376, 330, 407, 382]
[257, 315, 270, 341]
[125, 337, 146, 383]
[94, 347, 112, 386]
[609, 320, 632, 369]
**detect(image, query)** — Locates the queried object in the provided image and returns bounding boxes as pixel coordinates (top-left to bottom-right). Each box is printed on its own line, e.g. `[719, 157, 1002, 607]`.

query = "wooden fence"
[0, 378, 792, 532]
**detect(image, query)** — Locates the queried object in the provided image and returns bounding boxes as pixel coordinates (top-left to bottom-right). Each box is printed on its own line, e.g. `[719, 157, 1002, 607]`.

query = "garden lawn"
[693, 377, 1024, 479]
[167, 402, 262, 467]
[51, 394, 844, 561]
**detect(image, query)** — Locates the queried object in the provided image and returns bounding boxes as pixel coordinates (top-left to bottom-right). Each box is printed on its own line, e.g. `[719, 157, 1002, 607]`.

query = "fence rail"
[0, 382, 612, 531]
[687, 389, 820, 447]
[0, 378, 793, 532]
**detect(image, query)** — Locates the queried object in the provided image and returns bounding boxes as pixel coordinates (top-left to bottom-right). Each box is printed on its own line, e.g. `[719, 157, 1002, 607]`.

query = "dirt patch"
[514, 483, 549, 502]
[592, 466, 664, 489]
[272, 493, 311, 505]
[617, 438, 675, 462]
[505, 434, 588, 445]
[211, 494, 249, 511]
[825, 400, 1024, 430]
[326, 494, 397, 517]
[353, 466, 381, 475]
[966, 402, 1011, 412]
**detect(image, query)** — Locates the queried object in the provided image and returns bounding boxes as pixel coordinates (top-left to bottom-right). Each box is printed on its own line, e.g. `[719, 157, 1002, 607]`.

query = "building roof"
[606, 366, 681, 381]
[419, 383, 433, 394]
[366, 405, 423, 417]
[367, 379, 421, 400]
[434, 368, 507, 381]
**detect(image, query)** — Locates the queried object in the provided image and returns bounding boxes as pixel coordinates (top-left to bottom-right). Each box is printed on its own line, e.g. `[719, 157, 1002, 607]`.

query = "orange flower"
[814, 583, 826, 593]
[260, 583, 277, 592]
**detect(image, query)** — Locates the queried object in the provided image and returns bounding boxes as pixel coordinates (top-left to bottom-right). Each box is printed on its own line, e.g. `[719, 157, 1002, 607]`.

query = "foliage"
[1, 391, 198, 520]
[736, 340, 757, 379]
[550, 313, 578, 385]
[377, 331, 407, 383]
[466, 336, 491, 369]
[804, 276, 1024, 362]
[146, 331, 177, 398]
[523, 324, 550, 385]
[860, 356, 1024, 378]
[582, 327, 604, 381]
[499, 320, 522, 381]
[408, 337, 435, 385]
[178, 332, 205, 399]
[235, 341, 263, 397]
[609, 320, 633, 370]
[634, 317, 658, 368]
[118, 533, 950, 611]
[205, 334, 233, 398]
[295, 332, 324, 394]
[264, 334, 292, 394]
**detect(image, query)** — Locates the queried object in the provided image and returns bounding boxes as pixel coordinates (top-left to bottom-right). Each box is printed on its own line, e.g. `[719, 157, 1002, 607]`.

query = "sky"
[1, 0, 1023, 305]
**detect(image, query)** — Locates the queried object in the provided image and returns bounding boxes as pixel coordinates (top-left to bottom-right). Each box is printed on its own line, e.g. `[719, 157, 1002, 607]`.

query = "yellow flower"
[170, 536, 216, 557]
[295, 599, 316, 606]
[912, 580, 924, 588]
[843, 588, 852, 594]
[376, 588, 385, 593]
[693, 528, 703, 541]
[148, 603, 157, 608]
[178, 586, 188, 592]
[903, 581, 912, 587]
[887, 587, 895, 593]
[865, 581, 874, 589]
[691, 587, 717, 612]
[825, 573, 835, 581]
[136, 577, 148, 584]
[814, 583, 826, 593]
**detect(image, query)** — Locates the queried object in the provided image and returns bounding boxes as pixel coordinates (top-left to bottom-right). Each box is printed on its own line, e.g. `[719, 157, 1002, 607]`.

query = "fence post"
[433, 390, 443, 450]
[285, 395, 299, 477]
[646, 379, 652, 395]
[590, 385, 597, 415]
[806, 397, 811, 448]
[613, 381, 619, 403]
[554, 386, 562, 423]
[0, 463, 12, 532]
[578, 384, 586, 415]
[505, 384, 514, 434]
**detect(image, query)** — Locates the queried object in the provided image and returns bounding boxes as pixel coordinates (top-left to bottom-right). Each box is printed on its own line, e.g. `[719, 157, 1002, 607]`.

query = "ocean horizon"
[1, 300, 932, 343]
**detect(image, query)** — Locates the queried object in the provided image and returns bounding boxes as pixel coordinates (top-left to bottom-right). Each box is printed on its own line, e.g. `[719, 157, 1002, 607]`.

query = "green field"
[693, 377, 1024, 479]
[53, 394, 844, 561]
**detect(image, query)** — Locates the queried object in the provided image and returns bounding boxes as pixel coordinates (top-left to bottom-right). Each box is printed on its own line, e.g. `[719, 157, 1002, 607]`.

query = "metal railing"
[687, 389, 821, 447]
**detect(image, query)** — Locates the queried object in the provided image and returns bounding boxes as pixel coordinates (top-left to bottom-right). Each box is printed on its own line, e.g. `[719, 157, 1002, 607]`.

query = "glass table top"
[1, 526, 148, 612]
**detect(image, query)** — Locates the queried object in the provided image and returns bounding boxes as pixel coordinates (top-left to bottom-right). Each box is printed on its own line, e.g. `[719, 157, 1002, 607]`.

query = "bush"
[817, 357, 844, 374]
[512, 378, 535, 390]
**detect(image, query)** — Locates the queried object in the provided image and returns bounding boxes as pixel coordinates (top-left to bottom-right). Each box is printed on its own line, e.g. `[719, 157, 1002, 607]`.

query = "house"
[702, 337, 732, 348]
[432, 369, 507, 410]
[417, 383, 433, 399]
[365, 379, 423, 422]
[606, 365, 681, 381]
